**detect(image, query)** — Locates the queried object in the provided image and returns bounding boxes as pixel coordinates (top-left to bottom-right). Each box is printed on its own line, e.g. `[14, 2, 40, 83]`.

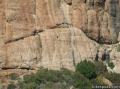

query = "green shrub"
[39, 82, 69, 89]
[9, 73, 18, 80]
[23, 68, 73, 84]
[14, 61, 111, 89]
[22, 82, 38, 89]
[117, 44, 120, 52]
[18, 68, 93, 89]
[73, 72, 92, 89]
[76, 60, 97, 79]
[104, 72, 120, 83]
[7, 83, 16, 89]
[91, 76, 106, 86]
[23, 75, 36, 83]
[108, 62, 115, 69]
[0, 81, 3, 89]
[34, 69, 62, 84]
[94, 61, 107, 75]
[24, 69, 72, 84]
[20, 67, 120, 89]
[20, 69, 71, 89]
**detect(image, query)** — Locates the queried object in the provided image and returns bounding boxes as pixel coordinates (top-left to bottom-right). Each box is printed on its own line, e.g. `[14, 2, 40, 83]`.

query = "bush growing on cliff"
[9, 73, 18, 80]
[22, 82, 38, 89]
[6, 60, 111, 89]
[18, 68, 92, 89]
[104, 72, 120, 83]
[7, 83, 16, 89]
[117, 44, 120, 52]
[91, 76, 107, 86]
[108, 61, 115, 69]
[72, 72, 92, 89]
[76, 60, 97, 79]
[94, 61, 107, 75]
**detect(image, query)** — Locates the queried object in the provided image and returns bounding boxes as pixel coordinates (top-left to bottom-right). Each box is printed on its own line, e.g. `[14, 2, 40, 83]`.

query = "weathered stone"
[0, 0, 120, 73]
[39, 28, 98, 70]
[4, 0, 120, 44]
[36, 0, 65, 29]
[5, 0, 36, 42]
[5, 35, 42, 69]
[4, 27, 98, 70]
[72, 0, 120, 43]
[0, 0, 6, 68]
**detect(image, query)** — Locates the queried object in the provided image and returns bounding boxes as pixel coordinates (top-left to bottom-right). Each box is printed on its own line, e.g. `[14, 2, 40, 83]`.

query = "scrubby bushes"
[94, 61, 107, 75]
[108, 62, 115, 69]
[7, 83, 16, 89]
[5, 60, 120, 89]
[72, 72, 92, 89]
[9, 73, 18, 80]
[91, 76, 107, 86]
[104, 72, 120, 84]
[76, 60, 97, 79]
[17, 60, 108, 89]
[18, 68, 92, 89]
[117, 44, 120, 52]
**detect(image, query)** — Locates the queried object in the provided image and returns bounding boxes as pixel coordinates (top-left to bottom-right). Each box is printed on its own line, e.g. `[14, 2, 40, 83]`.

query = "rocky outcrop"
[5, 0, 120, 44]
[4, 27, 98, 70]
[72, 0, 120, 43]
[0, 0, 120, 71]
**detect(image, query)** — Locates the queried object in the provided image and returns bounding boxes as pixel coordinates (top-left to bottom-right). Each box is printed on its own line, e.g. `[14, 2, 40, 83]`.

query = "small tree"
[108, 62, 115, 69]
[76, 60, 97, 79]
[94, 61, 107, 75]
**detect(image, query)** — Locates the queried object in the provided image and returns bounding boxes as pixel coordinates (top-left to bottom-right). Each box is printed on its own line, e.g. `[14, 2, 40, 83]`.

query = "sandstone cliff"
[0, 0, 120, 73]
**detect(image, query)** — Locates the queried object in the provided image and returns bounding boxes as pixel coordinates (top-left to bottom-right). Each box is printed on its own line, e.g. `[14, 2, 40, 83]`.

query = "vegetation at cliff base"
[7, 83, 16, 89]
[117, 44, 120, 52]
[108, 61, 115, 69]
[18, 68, 92, 89]
[9, 73, 18, 80]
[5, 60, 120, 89]
[104, 72, 120, 84]
[76, 60, 97, 79]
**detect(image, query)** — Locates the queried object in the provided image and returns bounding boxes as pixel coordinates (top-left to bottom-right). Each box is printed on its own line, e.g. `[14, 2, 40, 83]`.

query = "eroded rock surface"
[72, 0, 120, 43]
[0, 0, 120, 71]
[4, 27, 98, 70]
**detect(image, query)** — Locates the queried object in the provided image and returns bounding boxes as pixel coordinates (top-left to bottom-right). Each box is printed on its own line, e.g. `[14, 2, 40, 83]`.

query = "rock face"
[4, 27, 98, 70]
[72, 0, 120, 43]
[0, 0, 120, 71]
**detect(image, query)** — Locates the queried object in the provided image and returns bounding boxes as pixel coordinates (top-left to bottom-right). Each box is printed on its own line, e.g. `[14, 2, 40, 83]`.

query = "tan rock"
[87, 10, 99, 41]
[39, 27, 98, 70]
[0, 0, 6, 68]
[3, 27, 98, 70]
[36, 0, 64, 29]
[4, 0, 120, 44]
[72, 2, 87, 31]
[5, 35, 42, 69]
[0, 0, 119, 73]
[5, 0, 36, 42]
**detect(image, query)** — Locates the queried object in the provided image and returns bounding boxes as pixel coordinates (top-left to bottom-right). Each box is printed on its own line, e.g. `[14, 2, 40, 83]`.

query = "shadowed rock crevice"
[5, 30, 44, 44]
